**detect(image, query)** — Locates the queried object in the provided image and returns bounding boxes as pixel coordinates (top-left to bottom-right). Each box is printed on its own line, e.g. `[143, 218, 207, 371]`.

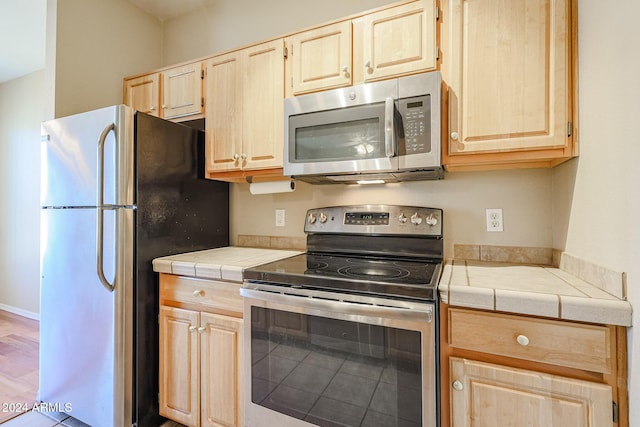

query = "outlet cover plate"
[486, 208, 503, 232]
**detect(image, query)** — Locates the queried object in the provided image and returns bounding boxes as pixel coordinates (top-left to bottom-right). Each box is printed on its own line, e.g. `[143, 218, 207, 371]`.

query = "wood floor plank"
[0, 309, 39, 424]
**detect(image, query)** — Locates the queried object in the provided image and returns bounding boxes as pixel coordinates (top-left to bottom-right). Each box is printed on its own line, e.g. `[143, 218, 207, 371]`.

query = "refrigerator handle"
[97, 123, 116, 292]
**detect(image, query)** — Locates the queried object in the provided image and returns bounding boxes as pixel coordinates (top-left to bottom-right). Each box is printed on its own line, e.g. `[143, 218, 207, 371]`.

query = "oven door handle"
[240, 286, 433, 324]
[384, 97, 396, 157]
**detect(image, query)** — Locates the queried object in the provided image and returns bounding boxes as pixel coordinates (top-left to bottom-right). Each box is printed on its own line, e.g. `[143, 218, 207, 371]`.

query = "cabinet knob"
[162, 104, 167, 109]
[341, 65, 349, 74]
[365, 60, 373, 72]
[189, 326, 197, 333]
[241, 153, 247, 160]
[516, 334, 530, 346]
[197, 326, 206, 334]
[149, 106, 155, 111]
[192, 289, 203, 297]
[233, 153, 240, 161]
[450, 131, 459, 140]
[452, 380, 464, 391]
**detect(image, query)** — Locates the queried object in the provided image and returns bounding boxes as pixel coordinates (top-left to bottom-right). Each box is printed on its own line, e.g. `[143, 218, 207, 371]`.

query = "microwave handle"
[384, 97, 395, 157]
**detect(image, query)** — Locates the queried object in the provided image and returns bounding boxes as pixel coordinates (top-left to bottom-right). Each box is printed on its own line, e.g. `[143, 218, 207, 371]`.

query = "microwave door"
[286, 102, 398, 177]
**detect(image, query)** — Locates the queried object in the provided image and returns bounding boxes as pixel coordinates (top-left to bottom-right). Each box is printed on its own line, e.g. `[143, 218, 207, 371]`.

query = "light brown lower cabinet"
[450, 357, 612, 426]
[441, 304, 628, 427]
[159, 274, 243, 427]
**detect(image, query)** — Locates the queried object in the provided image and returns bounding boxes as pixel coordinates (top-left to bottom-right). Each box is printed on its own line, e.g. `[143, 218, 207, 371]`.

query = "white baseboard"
[0, 303, 40, 321]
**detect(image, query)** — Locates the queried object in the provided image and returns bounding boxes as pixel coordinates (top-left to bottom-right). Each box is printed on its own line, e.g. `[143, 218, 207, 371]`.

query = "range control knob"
[398, 212, 408, 223]
[425, 214, 438, 227]
[308, 213, 317, 224]
[318, 212, 328, 223]
[410, 212, 422, 225]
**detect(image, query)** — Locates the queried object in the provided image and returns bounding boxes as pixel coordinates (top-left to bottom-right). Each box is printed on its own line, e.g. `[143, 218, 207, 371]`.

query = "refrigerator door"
[39, 206, 133, 427]
[41, 105, 134, 208]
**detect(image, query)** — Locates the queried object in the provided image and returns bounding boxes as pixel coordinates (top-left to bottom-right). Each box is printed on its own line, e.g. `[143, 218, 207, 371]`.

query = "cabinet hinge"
[436, 46, 440, 61]
[201, 97, 204, 107]
[436, 6, 440, 21]
[284, 45, 288, 59]
[201, 69, 204, 79]
[567, 121, 573, 137]
[612, 401, 618, 423]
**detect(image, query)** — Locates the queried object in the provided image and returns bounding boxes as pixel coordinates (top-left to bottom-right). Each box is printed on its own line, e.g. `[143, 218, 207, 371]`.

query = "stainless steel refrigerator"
[39, 105, 229, 427]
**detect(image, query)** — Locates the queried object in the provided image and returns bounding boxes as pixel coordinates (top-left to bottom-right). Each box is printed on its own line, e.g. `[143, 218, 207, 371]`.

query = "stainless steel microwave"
[284, 71, 442, 184]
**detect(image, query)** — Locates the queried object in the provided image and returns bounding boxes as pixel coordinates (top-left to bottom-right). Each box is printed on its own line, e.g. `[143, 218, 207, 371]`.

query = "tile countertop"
[439, 258, 633, 327]
[152, 246, 302, 283]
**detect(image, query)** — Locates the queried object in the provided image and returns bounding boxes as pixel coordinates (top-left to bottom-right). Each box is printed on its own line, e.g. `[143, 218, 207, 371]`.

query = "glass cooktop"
[243, 252, 441, 301]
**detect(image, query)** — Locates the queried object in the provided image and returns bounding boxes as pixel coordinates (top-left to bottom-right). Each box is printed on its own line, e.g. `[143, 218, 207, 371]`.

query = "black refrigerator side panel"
[133, 112, 229, 427]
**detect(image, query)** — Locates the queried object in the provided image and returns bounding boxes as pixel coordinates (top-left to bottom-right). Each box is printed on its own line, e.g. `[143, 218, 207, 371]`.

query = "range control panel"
[304, 205, 442, 237]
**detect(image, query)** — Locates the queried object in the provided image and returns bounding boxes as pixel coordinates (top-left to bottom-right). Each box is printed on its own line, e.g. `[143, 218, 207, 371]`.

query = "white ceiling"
[0, 0, 212, 85]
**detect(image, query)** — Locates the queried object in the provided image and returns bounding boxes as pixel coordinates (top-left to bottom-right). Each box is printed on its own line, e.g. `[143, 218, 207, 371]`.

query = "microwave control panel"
[398, 95, 431, 155]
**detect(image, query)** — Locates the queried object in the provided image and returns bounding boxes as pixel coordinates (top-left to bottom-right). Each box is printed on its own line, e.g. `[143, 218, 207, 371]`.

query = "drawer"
[159, 273, 243, 315]
[448, 308, 611, 374]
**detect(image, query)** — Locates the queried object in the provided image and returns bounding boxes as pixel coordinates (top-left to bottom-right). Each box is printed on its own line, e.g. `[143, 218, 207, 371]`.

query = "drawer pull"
[193, 289, 204, 297]
[452, 380, 464, 391]
[516, 334, 530, 346]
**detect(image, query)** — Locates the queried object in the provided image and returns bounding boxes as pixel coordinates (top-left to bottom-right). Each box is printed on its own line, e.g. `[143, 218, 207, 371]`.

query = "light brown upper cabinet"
[440, 0, 577, 171]
[353, 0, 437, 83]
[205, 39, 285, 181]
[123, 61, 204, 122]
[285, 21, 353, 96]
[123, 72, 160, 117]
[161, 62, 204, 120]
[285, 0, 437, 96]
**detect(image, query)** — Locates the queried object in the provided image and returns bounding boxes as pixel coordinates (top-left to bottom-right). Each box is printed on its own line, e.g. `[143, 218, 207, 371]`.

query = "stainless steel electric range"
[241, 205, 443, 427]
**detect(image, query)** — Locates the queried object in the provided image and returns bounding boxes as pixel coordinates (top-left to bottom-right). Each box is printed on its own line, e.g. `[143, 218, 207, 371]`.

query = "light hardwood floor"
[0, 310, 39, 425]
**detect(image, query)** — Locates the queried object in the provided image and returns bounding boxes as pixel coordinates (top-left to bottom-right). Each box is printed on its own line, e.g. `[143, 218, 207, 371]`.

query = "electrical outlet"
[275, 209, 285, 227]
[486, 208, 503, 232]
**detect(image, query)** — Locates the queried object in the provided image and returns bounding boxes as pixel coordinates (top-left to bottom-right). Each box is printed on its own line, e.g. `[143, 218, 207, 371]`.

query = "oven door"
[241, 285, 437, 427]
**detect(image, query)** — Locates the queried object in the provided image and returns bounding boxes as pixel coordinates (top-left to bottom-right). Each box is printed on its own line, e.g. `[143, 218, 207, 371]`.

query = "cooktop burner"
[243, 205, 444, 302]
[243, 253, 441, 301]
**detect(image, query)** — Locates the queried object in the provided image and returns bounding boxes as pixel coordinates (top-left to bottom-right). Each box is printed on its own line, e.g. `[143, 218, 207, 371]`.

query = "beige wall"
[231, 170, 554, 257]
[51, 0, 163, 118]
[554, 0, 640, 422]
[0, 70, 46, 318]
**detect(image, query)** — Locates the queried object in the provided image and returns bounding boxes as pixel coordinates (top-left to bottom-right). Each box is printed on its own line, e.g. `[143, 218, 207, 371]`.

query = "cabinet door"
[200, 313, 244, 427]
[241, 39, 285, 170]
[287, 21, 352, 95]
[123, 73, 160, 116]
[159, 306, 200, 427]
[450, 358, 612, 427]
[205, 52, 243, 173]
[442, 0, 572, 158]
[354, 0, 437, 83]
[162, 62, 204, 120]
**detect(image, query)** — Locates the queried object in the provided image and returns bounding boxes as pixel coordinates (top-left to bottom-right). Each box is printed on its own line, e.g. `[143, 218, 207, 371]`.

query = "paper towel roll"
[249, 180, 296, 195]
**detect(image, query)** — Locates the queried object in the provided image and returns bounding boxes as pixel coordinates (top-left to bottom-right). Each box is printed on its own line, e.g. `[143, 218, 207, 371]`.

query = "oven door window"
[289, 103, 387, 163]
[250, 306, 423, 426]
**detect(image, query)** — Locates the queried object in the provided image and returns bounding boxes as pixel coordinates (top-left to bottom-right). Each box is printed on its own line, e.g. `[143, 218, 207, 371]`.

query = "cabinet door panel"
[242, 40, 285, 170]
[201, 313, 243, 427]
[162, 62, 203, 120]
[124, 73, 160, 116]
[356, 0, 436, 83]
[288, 21, 352, 95]
[445, 0, 571, 155]
[450, 358, 612, 427]
[205, 52, 243, 172]
[159, 306, 200, 427]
